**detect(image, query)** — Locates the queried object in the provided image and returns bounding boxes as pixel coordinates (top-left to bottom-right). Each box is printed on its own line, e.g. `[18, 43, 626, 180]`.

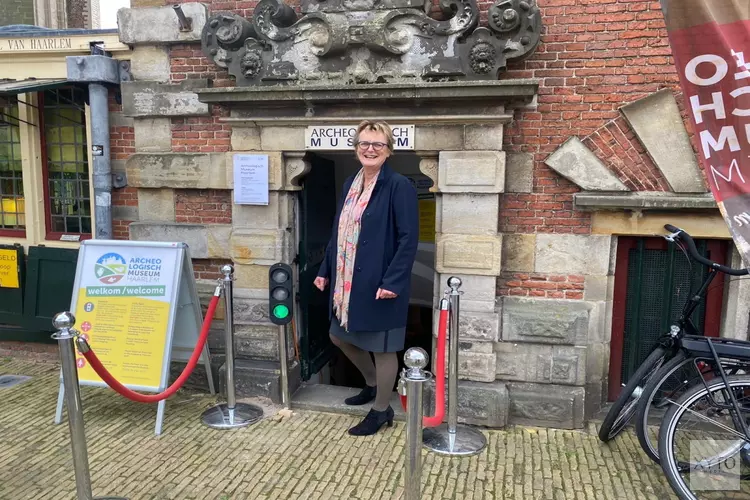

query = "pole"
[422, 277, 487, 456]
[52, 312, 129, 500]
[400, 347, 431, 500]
[279, 324, 290, 408]
[223, 266, 236, 423]
[88, 83, 112, 239]
[53, 312, 93, 500]
[201, 266, 263, 429]
[447, 278, 460, 435]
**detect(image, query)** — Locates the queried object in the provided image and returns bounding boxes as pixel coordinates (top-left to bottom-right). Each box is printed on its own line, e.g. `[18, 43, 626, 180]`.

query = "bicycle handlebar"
[664, 224, 749, 276]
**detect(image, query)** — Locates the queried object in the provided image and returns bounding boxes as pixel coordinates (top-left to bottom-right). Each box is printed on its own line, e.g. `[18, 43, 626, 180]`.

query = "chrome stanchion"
[202, 265, 263, 429]
[422, 277, 487, 456]
[399, 347, 431, 500]
[52, 312, 128, 500]
[278, 324, 291, 409]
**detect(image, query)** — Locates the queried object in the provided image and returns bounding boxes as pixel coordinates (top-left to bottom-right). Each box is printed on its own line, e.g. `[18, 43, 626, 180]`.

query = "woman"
[314, 120, 419, 436]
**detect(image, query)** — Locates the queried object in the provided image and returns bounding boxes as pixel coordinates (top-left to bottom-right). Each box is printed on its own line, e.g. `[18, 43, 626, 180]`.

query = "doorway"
[607, 236, 728, 401]
[296, 151, 436, 391]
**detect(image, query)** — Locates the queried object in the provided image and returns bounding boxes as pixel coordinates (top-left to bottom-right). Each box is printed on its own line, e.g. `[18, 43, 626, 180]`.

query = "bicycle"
[658, 332, 750, 498]
[598, 224, 749, 443]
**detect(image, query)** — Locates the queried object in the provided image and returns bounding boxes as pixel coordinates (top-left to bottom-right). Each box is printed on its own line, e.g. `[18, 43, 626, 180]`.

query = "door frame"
[607, 236, 728, 401]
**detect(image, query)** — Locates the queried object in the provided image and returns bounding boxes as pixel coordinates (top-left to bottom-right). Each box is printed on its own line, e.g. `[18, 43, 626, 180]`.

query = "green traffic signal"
[273, 304, 290, 319]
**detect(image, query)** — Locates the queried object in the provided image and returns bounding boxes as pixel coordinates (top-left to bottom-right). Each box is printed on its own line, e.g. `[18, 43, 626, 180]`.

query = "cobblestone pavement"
[0, 356, 679, 500]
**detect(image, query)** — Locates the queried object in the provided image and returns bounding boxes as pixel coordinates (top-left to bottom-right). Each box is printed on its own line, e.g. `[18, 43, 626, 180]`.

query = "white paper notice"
[233, 154, 269, 205]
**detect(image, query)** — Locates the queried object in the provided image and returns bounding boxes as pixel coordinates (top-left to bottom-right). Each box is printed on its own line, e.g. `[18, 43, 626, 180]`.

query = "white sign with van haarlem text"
[305, 125, 415, 150]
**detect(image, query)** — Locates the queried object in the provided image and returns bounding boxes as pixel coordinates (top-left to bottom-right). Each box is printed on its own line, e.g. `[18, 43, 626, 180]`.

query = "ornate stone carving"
[201, 0, 541, 85]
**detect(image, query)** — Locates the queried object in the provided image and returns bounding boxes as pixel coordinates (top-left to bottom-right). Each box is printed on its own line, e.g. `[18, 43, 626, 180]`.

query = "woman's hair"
[353, 120, 394, 151]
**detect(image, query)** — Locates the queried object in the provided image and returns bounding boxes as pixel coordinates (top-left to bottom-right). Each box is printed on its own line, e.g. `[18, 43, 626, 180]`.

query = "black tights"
[329, 334, 398, 411]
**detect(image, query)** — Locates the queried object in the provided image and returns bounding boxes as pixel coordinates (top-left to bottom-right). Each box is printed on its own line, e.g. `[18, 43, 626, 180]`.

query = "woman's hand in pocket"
[314, 277, 329, 291]
[376, 288, 397, 300]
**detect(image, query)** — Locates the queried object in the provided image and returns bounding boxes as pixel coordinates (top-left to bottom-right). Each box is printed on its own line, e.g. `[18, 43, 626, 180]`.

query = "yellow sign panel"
[418, 199, 436, 243]
[74, 289, 171, 388]
[0, 249, 19, 288]
[71, 245, 179, 390]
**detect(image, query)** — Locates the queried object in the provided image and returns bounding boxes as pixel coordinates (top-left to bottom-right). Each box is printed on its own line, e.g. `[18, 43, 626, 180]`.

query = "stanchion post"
[53, 312, 94, 500]
[422, 277, 487, 456]
[52, 312, 129, 500]
[278, 324, 291, 409]
[201, 265, 264, 429]
[400, 347, 431, 500]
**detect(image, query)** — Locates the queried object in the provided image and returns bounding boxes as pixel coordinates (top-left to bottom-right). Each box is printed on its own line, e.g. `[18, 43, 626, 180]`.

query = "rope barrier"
[400, 305, 448, 428]
[77, 288, 222, 404]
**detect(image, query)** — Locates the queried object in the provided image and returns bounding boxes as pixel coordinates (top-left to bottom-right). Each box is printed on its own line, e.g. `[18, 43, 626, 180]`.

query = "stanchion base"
[201, 403, 263, 429]
[422, 424, 487, 456]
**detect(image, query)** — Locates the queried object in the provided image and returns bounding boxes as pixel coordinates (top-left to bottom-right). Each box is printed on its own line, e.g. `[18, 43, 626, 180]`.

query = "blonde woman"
[314, 120, 419, 436]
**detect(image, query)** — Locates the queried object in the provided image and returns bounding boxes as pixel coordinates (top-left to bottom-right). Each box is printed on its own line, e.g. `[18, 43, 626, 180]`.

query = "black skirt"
[329, 318, 406, 353]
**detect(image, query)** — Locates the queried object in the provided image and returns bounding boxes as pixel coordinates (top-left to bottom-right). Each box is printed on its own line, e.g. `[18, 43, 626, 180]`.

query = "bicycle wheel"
[636, 352, 748, 465]
[598, 346, 669, 442]
[635, 349, 691, 463]
[658, 375, 750, 500]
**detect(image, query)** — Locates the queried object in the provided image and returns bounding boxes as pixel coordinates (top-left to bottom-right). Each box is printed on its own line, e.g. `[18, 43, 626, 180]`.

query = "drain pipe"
[66, 51, 131, 240]
[88, 83, 112, 239]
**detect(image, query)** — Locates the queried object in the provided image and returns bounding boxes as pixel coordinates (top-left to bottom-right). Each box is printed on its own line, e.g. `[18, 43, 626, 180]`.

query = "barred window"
[0, 100, 25, 233]
[41, 87, 91, 237]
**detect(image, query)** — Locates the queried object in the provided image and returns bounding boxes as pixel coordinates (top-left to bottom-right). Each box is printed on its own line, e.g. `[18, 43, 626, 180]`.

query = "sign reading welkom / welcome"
[305, 125, 415, 150]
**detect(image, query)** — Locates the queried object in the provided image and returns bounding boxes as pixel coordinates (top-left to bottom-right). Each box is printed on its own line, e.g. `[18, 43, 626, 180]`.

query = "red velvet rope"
[400, 306, 448, 428]
[79, 293, 221, 403]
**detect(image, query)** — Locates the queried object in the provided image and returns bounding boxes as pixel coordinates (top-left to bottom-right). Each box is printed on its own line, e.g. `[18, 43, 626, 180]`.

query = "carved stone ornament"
[201, 0, 541, 85]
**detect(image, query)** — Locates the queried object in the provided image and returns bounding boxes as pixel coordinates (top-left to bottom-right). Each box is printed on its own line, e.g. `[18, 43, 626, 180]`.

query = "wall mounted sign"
[233, 154, 269, 205]
[0, 249, 19, 288]
[305, 125, 415, 150]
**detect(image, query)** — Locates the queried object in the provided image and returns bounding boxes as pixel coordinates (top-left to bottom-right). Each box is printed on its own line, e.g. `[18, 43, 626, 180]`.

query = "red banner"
[661, 1, 750, 257]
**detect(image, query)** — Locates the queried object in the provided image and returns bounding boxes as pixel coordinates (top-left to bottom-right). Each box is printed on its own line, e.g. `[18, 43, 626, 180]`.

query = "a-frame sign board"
[54, 240, 215, 435]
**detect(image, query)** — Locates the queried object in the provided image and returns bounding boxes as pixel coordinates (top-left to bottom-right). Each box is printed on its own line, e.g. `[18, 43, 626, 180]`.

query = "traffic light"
[269, 263, 293, 326]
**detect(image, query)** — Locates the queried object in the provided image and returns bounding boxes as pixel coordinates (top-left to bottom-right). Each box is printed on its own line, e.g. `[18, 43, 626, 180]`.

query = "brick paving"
[0, 355, 678, 500]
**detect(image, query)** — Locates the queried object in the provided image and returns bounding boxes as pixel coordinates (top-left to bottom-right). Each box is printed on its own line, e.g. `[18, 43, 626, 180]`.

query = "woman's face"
[356, 129, 390, 170]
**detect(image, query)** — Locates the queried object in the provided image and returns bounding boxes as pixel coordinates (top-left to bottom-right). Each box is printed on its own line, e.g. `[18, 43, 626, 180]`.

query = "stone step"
[291, 384, 409, 421]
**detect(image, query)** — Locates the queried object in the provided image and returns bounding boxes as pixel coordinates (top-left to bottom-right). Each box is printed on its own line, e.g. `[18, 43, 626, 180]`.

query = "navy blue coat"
[317, 163, 419, 332]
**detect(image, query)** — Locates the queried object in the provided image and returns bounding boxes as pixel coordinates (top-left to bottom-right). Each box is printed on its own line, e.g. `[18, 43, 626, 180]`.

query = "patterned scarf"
[333, 168, 378, 331]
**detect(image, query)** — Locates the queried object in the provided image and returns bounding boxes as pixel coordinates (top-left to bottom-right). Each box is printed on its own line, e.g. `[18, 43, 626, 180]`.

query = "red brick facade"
[116, 0, 694, 292]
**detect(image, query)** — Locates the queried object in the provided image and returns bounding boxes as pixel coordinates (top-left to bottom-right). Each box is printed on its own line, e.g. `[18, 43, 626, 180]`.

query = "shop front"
[0, 26, 131, 340]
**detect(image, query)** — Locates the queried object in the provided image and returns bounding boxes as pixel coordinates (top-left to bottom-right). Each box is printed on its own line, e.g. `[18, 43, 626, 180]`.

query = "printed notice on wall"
[73, 247, 176, 389]
[233, 154, 269, 205]
[0, 249, 19, 288]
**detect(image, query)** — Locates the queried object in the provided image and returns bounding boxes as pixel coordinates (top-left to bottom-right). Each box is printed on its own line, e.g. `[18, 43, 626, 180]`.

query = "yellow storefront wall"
[0, 32, 131, 251]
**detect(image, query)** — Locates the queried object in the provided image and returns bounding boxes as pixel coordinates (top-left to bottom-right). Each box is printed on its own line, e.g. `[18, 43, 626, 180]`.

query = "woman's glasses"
[356, 141, 387, 151]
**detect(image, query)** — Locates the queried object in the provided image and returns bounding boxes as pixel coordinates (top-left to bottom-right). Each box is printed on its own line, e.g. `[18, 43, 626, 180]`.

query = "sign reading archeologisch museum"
[305, 125, 415, 150]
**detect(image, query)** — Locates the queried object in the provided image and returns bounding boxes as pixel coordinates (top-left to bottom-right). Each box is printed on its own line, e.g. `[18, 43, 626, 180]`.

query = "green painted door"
[611, 236, 727, 398]
[298, 155, 337, 381]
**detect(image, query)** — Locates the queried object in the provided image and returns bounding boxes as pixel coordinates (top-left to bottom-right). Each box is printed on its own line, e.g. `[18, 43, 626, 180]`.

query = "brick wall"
[193, 259, 234, 281]
[109, 91, 136, 240]
[0, 0, 35, 25]
[174, 189, 232, 224]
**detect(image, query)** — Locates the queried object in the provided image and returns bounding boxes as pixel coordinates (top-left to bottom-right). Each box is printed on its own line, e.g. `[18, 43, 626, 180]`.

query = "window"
[40, 88, 91, 239]
[0, 99, 25, 236]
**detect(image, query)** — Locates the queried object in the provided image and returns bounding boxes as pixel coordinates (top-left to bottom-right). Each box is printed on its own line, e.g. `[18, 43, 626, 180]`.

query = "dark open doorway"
[296, 151, 435, 391]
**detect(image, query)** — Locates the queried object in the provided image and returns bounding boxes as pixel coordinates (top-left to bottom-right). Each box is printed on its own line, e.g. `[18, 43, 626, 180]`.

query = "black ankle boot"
[344, 385, 377, 406]
[348, 406, 394, 436]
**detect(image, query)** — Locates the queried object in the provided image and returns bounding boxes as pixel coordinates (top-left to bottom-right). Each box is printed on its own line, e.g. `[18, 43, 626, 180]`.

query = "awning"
[0, 78, 70, 96]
